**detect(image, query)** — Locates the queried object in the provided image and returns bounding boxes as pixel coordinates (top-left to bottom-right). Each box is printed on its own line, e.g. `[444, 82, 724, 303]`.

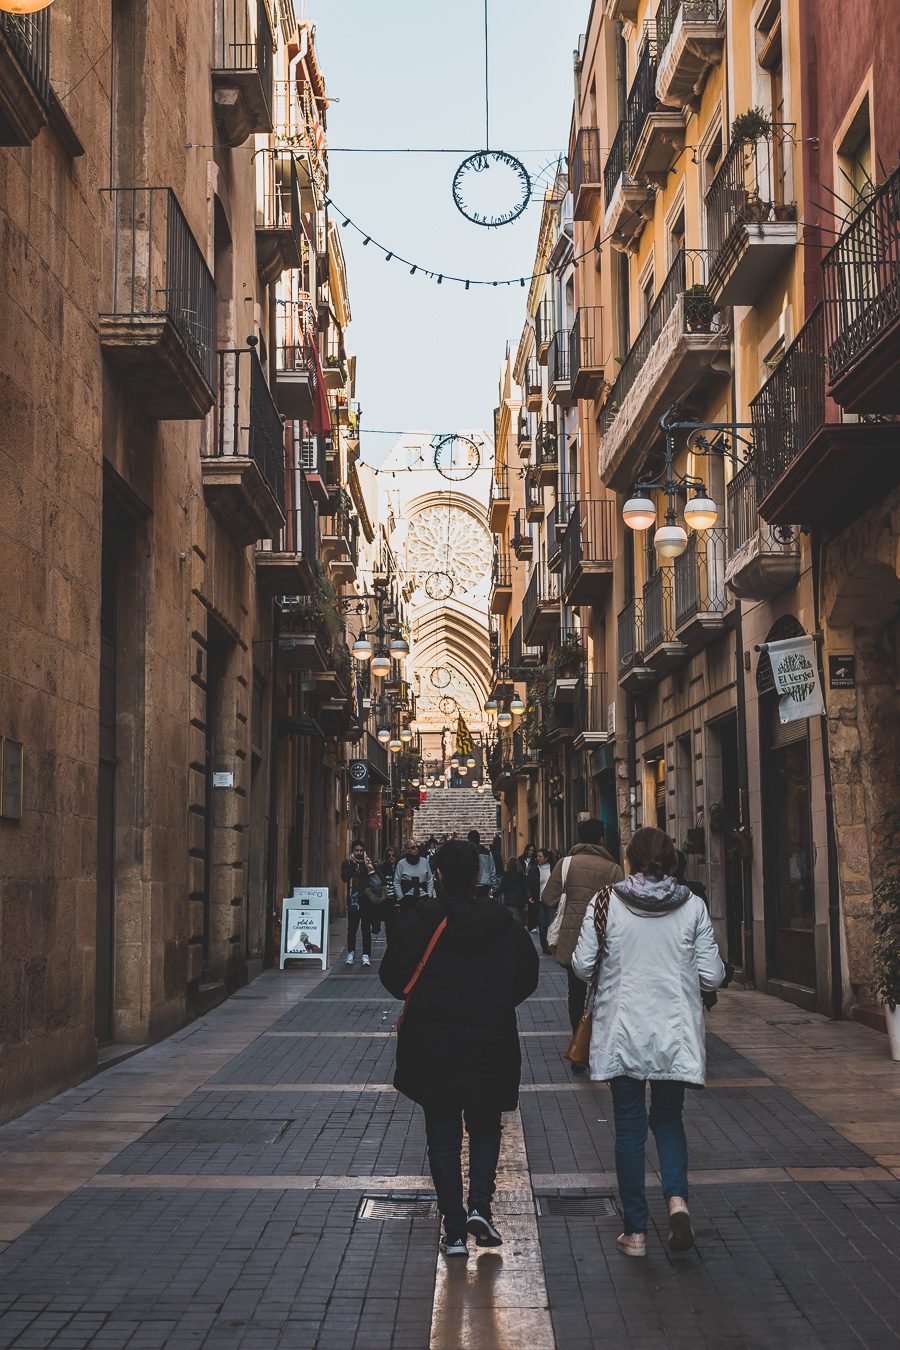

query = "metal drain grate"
[357, 1193, 438, 1220]
[536, 1194, 619, 1218]
[144, 1118, 291, 1146]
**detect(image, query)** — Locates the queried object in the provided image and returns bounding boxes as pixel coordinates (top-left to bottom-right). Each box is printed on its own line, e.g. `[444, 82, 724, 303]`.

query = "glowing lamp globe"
[388, 737, 403, 753]
[376, 727, 391, 744]
[400, 726, 413, 742]
[351, 635, 374, 660]
[0, 0, 55, 12]
[654, 523, 689, 558]
[509, 694, 525, 715]
[484, 697, 498, 714]
[684, 494, 718, 530]
[622, 494, 656, 531]
[450, 754, 460, 769]
[471, 780, 480, 789]
[458, 764, 468, 776]
[389, 636, 410, 657]
[466, 755, 476, 768]
[370, 652, 392, 677]
[411, 777, 420, 787]
[497, 710, 513, 729]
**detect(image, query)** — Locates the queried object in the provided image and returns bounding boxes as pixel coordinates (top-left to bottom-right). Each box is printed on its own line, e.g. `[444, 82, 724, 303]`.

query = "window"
[638, 259, 655, 325]
[756, 0, 786, 201]
[616, 250, 631, 358]
[837, 97, 873, 218]
[668, 204, 686, 267]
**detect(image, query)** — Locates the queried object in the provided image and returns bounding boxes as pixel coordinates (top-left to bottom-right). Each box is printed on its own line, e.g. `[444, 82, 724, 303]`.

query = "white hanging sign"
[768, 636, 825, 724]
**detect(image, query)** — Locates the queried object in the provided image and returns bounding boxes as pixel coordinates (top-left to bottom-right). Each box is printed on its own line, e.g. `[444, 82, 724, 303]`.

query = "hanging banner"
[455, 713, 475, 757]
[767, 636, 825, 724]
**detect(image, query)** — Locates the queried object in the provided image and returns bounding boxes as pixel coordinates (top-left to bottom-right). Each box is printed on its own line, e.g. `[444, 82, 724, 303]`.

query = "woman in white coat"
[572, 826, 725, 1258]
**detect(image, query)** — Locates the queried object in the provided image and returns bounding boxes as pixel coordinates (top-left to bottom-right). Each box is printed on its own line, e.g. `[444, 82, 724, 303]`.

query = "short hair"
[351, 839, 365, 849]
[467, 829, 481, 845]
[626, 827, 678, 882]
[434, 839, 480, 895]
[577, 818, 605, 846]
[505, 856, 520, 873]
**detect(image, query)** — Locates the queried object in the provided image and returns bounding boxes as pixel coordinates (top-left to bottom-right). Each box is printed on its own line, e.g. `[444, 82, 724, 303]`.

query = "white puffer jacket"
[571, 876, 725, 1086]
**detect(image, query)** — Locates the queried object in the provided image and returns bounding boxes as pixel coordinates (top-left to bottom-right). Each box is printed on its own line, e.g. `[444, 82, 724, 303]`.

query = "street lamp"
[509, 693, 525, 716]
[622, 494, 657, 531]
[458, 764, 468, 776]
[376, 726, 391, 744]
[683, 492, 719, 530]
[370, 651, 392, 678]
[497, 709, 512, 729]
[388, 736, 402, 753]
[400, 726, 413, 742]
[450, 754, 460, 769]
[483, 697, 498, 714]
[466, 755, 476, 769]
[389, 636, 410, 657]
[352, 634, 374, 660]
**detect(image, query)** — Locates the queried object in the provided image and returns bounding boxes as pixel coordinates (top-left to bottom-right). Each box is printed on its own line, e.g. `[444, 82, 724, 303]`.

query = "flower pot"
[886, 1002, 900, 1061]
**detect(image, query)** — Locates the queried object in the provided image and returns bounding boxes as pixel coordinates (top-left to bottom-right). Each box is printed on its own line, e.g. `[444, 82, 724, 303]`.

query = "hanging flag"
[455, 713, 474, 756]
[768, 636, 825, 724]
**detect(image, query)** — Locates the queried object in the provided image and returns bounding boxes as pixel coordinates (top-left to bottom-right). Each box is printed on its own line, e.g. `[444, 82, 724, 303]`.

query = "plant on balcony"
[774, 201, 797, 222]
[552, 634, 586, 677]
[311, 563, 345, 644]
[740, 190, 773, 226]
[683, 283, 717, 333]
[730, 107, 771, 144]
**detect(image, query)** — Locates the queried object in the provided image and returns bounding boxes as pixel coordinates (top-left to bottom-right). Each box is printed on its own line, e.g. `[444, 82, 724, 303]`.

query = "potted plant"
[741, 190, 773, 226]
[730, 106, 772, 144]
[727, 824, 753, 861]
[682, 825, 706, 857]
[553, 635, 586, 678]
[708, 801, 725, 832]
[774, 201, 797, 222]
[684, 282, 716, 332]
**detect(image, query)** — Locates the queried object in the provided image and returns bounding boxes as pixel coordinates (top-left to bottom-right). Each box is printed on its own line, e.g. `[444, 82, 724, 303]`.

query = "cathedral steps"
[414, 786, 499, 841]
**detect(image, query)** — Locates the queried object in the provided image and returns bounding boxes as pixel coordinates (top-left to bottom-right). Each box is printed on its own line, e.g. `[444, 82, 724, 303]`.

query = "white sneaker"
[361, 954, 370, 967]
[345, 951, 354, 966]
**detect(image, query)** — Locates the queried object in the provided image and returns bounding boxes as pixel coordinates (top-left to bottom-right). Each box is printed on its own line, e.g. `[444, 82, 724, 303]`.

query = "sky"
[311, 0, 590, 465]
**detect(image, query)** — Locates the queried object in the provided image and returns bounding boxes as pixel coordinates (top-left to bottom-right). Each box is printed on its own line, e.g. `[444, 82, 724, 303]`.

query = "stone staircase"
[415, 786, 499, 841]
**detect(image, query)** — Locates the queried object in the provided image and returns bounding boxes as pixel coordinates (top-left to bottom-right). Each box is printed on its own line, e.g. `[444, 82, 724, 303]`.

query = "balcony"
[548, 331, 573, 406]
[673, 528, 729, 648]
[524, 357, 543, 412]
[655, 0, 725, 108]
[603, 122, 651, 252]
[571, 127, 603, 221]
[365, 731, 390, 786]
[573, 674, 611, 749]
[321, 496, 359, 583]
[489, 464, 511, 533]
[524, 469, 544, 522]
[511, 509, 533, 561]
[516, 414, 533, 459]
[274, 289, 316, 419]
[509, 617, 543, 676]
[202, 342, 286, 546]
[706, 132, 798, 307]
[605, 0, 640, 18]
[523, 564, 561, 646]
[570, 307, 605, 399]
[600, 249, 728, 490]
[725, 465, 800, 600]
[279, 599, 331, 674]
[490, 549, 512, 614]
[100, 188, 216, 419]
[212, 0, 273, 147]
[626, 36, 684, 187]
[535, 298, 553, 364]
[490, 645, 512, 700]
[752, 304, 898, 527]
[560, 500, 616, 605]
[617, 598, 654, 691]
[822, 166, 900, 412]
[273, 79, 327, 202]
[255, 150, 303, 284]
[512, 729, 540, 776]
[532, 421, 558, 488]
[0, 9, 50, 145]
[297, 428, 330, 505]
[642, 571, 686, 672]
[256, 464, 316, 596]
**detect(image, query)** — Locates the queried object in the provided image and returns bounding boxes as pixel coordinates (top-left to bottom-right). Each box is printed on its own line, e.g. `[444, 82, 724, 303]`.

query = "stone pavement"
[1, 920, 899, 1350]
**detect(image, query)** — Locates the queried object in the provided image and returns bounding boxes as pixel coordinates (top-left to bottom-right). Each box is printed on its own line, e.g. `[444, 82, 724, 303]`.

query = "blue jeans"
[423, 1106, 503, 1234]
[609, 1077, 688, 1234]
[538, 902, 554, 950]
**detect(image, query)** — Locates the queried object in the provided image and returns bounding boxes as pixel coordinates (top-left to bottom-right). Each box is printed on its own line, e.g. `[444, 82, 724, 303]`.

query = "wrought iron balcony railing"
[574, 673, 609, 740]
[210, 342, 286, 514]
[273, 79, 327, 191]
[643, 570, 675, 653]
[604, 121, 629, 207]
[655, 0, 724, 50]
[535, 420, 558, 466]
[750, 304, 826, 502]
[549, 330, 571, 386]
[0, 8, 50, 108]
[705, 130, 793, 274]
[570, 306, 604, 395]
[215, 0, 273, 104]
[673, 527, 727, 628]
[560, 499, 616, 589]
[508, 617, 542, 675]
[618, 598, 643, 670]
[490, 463, 510, 503]
[571, 127, 603, 208]
[625, 32, 659, 154]
[822, 166, 900, 389]
[535, 297, 554, 359]
[726, 464, 800, 560]
[491, 548, 512, 590]
[263, 459, 316, 564]
[523, 563, 560, 639]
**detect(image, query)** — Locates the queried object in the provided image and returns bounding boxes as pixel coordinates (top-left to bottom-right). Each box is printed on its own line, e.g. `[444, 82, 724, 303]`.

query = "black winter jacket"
[495, 870, 530, 911]
[379, 892, 540, 1111]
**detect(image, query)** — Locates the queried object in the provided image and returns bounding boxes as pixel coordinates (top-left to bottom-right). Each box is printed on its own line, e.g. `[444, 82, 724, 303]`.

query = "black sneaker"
[440, 1232, 468, 1257]
[466, 1208, 502, 1247]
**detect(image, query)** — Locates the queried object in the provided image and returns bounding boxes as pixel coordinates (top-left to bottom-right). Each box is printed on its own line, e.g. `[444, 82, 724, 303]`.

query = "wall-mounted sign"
[212, 771, 234, 788]
[280, 887, 329, 971]
[1, 738, 23, 820]
[768, 635, 825, 724]
[828, 655, 856, 690]
[349, 759, 369, 794]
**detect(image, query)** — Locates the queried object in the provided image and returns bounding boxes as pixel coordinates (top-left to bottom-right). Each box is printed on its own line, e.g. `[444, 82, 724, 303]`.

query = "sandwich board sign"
[280, 887, 329, 971]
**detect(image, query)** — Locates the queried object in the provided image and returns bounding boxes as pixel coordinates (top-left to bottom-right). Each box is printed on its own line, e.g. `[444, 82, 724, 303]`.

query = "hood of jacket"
[569, 842, 616, 864]
[613, 873, 693, 915]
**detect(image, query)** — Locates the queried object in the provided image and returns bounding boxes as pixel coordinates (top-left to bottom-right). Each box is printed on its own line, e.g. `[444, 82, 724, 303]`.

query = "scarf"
[613, 872, 693, 913]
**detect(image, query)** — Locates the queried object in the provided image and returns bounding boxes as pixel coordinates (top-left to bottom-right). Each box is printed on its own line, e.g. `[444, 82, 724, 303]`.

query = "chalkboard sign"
[280, 887, 329, 971]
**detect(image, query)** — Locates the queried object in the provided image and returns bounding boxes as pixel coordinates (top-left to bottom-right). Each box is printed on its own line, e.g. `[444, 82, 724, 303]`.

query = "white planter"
[886, 1002, 900, 1062]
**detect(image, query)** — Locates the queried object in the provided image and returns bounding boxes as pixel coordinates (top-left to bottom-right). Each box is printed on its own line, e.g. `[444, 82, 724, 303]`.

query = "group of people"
[368, 819, 728, 1261]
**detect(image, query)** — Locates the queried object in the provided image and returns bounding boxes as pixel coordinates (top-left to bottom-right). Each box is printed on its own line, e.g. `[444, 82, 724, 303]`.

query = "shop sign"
[768, 636, 825, 724]
[349, 759, 369, 794]
[828, 655, 856, 690]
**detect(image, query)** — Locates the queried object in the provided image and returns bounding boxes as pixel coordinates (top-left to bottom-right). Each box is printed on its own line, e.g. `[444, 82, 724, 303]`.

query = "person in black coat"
[495, 857, 530, 921]
[379, 838, 539, 1256]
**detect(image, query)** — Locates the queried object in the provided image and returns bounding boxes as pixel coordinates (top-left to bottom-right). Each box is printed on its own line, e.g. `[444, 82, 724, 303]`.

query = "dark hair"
[434, 839, 480, 895]
[467, 829, 480, 845]
[351, 839, 365, 849]
[626, 826, 678, 881]
[577, 818, 605, 846]
[536, 848, 550, 864]
[504, 856, 521, 873]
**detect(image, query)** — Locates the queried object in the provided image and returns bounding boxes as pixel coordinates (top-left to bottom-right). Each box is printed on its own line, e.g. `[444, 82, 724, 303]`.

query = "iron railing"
[104, 188, 217, 392]
[275, 284, 317, 385]
[523, 563, 560, 638]
[706, 131, 793, 276]
[626, 33, 660, 153]
[0, 9, 50, 106]
[655, 0, 724, 51]
[549, 330, 571, 386]
[726, 465, 799, 558]
[256, 149, 302, 253]
[643, 570, 675, 652]
[546, 502, 564, 565]
[618, 598, 643, 669]
[673, 527, 727, 627]
[491, 547, 512, 590]
[571, 127, 603, 204]
[570, 307, 604, 386]
[535, 297, 554, 357]
[215, 0, 273, 114]
[535, 420, 558, 466]
[490, 463, 510, 506]
[264, 462, 316, 561]
[272, 79, 326, 191]
[517, 412, 532, 451]
[509, 617, 542, 674]
[560, 499, 616, 591]
[210, 343, 285, 514]
[750, 304, 826, 502]
[574, 673, 609, 739]
[524, 472, 543, 518]
[602, 248, 710, 432]
[604, 122, 629, 208]
[511, 509, 532, 554]
[557, 472, 580, 521]
[525, 356, 542, 397]
[822, 166, 900, 385]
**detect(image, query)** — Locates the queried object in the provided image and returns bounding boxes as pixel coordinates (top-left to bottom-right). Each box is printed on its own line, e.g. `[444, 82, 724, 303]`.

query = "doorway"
[762, 711, 816, 992]
[717, 714, 744, 969]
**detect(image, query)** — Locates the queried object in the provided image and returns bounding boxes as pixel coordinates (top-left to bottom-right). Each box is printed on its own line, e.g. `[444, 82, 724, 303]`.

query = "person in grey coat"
[572, 826, 725, 1259]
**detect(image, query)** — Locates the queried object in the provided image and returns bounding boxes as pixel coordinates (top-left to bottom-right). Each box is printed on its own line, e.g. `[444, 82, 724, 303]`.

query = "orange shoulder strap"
[402, 917, 448, 997]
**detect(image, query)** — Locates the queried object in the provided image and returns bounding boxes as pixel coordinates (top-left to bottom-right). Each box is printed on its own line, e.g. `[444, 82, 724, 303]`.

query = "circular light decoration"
[684, 494, 718, 530]
[654, 523, 689, 559]
[430, 666, 452, 690]
[425, 570, 455, 601]
[622, 494, 657, 531]
[388, 737, 403, 753]
[432, 434, 480, 482]
[484, 697, 498, 714]
[438, 694, 458, 716]
[452, 149, 531, 228]
[497, 709, 512, 729]
[466, 756, 476, 769]
[450, 755, 460, 769]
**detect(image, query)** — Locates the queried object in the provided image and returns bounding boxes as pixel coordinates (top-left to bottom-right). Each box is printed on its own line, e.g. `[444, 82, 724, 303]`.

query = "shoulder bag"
[564, 886, 612, 1068]
[396, 918, 447, 1030]
[545, 856, 573, 952]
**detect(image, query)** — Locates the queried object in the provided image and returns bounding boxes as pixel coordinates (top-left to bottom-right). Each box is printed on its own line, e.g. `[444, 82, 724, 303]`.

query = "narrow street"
[1, 935, 898, 1350]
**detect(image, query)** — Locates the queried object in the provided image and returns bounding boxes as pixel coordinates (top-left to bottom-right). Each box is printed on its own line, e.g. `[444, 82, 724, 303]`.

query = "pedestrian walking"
[376, 846, 400, 935]
[529, 848, 556, 953]
[495, 857, 530, 922]
[467, 829, 498, 896]
[571, 827, 725, 1257]
[379, 839, 539, 1256]
[394, 839, 434, 904]
[340, 840, 383, 967]
[490, 832, 504, 879]
[541, 819, 624, 1065]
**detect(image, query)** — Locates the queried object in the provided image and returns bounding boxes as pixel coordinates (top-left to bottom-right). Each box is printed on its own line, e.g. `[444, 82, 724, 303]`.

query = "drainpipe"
[811, 527, 844, 1020]
[263, 604, 282, 969]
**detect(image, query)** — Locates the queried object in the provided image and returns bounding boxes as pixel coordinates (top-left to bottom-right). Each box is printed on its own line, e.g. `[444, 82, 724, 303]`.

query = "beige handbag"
[546, 856, 572, 952]
[564, 887, 612, 1068]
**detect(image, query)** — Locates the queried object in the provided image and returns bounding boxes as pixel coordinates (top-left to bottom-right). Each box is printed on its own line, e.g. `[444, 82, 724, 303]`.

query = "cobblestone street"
[1, 931, 899, 1349]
